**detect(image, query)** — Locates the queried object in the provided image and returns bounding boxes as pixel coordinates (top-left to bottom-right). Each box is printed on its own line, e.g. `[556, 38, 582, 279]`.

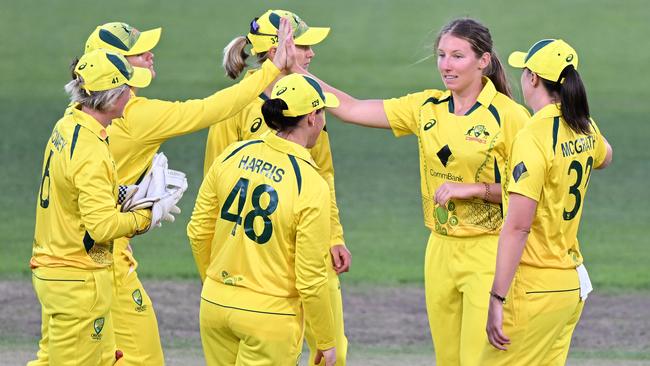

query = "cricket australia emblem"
[465, 124, 490, 143]
[132, 289, 147, 312]
[91, 317, 104, 340]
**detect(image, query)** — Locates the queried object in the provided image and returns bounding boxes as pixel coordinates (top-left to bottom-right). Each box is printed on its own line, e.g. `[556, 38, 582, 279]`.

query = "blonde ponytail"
[223, 36, 250, 79]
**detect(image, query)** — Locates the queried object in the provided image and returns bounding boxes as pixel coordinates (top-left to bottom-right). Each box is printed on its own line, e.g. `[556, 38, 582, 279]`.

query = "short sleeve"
[507, 130, 548, 202]
[383, 91, 431, 137]
[497, 102, 530, 160]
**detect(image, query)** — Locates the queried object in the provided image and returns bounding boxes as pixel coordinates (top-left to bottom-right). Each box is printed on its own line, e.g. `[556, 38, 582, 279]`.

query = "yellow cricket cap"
[508, 39, 579, 83]
[85, 22, 161, 56]
[271, 74, 339, 117]
[247, 10, 330, 55]
[74, 49, 152, 92]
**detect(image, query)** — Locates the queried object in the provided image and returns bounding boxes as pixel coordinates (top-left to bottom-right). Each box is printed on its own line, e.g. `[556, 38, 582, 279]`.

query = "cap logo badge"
[276, 86, 288, 96]
[312, 100, 320, 107]
[78, 62, 87, 70]
[565, 54, 574, 62]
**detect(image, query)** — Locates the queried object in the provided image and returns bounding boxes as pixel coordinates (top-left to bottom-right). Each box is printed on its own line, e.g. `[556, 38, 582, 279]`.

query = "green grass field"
[1, 0, 648, 290]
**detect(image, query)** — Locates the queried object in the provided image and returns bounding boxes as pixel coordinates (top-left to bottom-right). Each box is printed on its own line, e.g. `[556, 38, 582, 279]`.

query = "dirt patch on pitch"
[3, 280, 649, 362]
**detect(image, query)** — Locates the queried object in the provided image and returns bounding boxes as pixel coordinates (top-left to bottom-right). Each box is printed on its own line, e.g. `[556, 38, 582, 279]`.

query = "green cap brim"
[125, 28, 162, 56]
[294, 27, 330, 46]
[508, 51, 527, 68]
[126, 66, 152, 88]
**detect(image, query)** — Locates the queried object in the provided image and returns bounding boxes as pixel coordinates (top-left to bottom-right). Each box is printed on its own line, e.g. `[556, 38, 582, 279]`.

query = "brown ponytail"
[540, 66, 592, 134]
[435, 18, 513, 98]
[486, 50, 512, 98]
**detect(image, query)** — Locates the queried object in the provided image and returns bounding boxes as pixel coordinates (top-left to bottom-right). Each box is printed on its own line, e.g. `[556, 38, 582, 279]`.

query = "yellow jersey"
[504, 104, 608, 269]
[108, 59, 281, 185]
[32, 105, 150, 270]
[188, 133, 335, 349]
[203, 70, 345, 247]
[384, 78, 529, 237]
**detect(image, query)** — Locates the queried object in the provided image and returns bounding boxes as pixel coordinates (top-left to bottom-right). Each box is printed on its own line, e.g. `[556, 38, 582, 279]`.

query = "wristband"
[490, 290, 506, 304]
[483, 182, 490, 201]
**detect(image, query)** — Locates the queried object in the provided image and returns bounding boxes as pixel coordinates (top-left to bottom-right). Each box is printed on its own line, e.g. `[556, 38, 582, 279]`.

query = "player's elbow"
[598, 145, 613, 169]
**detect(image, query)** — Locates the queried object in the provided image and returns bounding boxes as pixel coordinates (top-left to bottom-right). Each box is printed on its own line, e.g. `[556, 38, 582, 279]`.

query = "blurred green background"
[1, 0, 648, 292]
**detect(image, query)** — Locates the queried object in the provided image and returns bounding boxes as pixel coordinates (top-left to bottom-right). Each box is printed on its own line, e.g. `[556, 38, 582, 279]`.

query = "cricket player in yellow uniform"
[29, 49, 156, 366]
[55, 19, 296, 365]
[483, 39, 613, 365]
[308, 18, 529, 366]
[203, 10, 350, 365]
[188, 73, 339, 366]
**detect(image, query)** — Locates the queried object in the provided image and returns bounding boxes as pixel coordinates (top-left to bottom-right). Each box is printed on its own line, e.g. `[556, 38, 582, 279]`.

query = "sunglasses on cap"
[249, 13, 308, 38]
[249, 18, 278, 37]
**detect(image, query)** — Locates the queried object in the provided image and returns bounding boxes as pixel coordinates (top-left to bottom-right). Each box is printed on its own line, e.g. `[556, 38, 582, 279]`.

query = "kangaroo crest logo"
[221, 270, 244, 286]
[132, 289, 143, 306]
[132, 289, 147, 312]
[91, 317, 105, 340]
[94, 317, 104, 334]
[465, 124, 490, 143]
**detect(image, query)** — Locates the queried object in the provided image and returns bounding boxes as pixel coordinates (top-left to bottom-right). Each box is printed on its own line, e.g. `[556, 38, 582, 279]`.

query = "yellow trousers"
[29, 266, 118, 366]
[199, 278, 303, 366]
[479, 265, 584, 366]
[424, 232, 497, 366]
[304, 263, 348, 366]
[107, 237, 165, 366]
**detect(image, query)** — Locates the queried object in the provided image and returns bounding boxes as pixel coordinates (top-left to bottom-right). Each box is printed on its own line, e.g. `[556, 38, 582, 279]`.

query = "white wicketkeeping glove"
[165, 169, 188, 196]
[121, 153, 168, 212]
[121, 152, 188, 219]
[150, 189, 183, 229]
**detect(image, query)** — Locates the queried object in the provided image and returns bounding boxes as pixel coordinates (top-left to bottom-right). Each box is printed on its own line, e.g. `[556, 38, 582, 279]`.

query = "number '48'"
[220, 177, 279, 244]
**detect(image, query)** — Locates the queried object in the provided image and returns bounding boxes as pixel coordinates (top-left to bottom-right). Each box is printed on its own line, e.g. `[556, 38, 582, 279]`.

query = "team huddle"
[29, 8, 613, 366]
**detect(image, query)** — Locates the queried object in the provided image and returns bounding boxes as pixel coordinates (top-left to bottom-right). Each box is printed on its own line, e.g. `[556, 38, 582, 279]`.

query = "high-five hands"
[271, 17, 296, 72]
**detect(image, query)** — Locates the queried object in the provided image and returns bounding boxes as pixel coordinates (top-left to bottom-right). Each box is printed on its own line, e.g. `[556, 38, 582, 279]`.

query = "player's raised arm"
[295, 68, 391, 129]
